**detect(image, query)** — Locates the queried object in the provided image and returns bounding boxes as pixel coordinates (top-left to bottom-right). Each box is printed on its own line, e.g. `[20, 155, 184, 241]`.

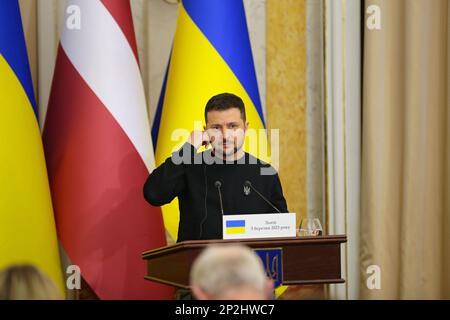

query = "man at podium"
[144, 93, 288, 241]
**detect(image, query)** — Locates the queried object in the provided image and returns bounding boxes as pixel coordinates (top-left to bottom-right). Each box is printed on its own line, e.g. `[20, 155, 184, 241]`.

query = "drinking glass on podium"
[297, 218, 323, 237]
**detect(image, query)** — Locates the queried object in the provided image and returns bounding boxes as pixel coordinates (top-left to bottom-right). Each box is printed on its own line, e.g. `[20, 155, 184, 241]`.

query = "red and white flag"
[43, 0, 172, 299]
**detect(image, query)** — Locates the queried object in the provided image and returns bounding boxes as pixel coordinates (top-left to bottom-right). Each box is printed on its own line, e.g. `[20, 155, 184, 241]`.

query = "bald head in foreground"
[190, 245, 273, 300]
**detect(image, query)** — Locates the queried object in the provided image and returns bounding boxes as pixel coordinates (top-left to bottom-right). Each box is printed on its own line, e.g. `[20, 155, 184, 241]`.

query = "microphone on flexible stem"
[244, 180, 281, 213]
[214, 181, 225, 215]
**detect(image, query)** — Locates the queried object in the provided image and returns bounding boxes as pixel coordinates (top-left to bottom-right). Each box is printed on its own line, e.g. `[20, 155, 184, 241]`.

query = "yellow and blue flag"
[152, 0, 269, 242]
[0, 1, 64, 294]
[226, 220, 246, 235]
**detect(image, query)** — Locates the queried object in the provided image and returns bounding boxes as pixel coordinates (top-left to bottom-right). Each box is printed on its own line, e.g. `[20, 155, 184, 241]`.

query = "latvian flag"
[43, 0, 172, 299]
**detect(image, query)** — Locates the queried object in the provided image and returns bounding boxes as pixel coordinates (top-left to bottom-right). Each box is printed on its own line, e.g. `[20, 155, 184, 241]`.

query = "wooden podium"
[142, 235, 347, 288]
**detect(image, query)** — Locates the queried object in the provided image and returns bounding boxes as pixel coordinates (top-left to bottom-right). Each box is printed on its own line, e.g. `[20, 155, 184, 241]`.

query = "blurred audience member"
[0, 264, 62, 300]
[190, 245, 273, 300]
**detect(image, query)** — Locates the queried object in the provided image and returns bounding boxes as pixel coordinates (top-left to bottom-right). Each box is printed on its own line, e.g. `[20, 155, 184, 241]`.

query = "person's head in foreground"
[0, 264, 62, 300]
[190, 244, 273, 300]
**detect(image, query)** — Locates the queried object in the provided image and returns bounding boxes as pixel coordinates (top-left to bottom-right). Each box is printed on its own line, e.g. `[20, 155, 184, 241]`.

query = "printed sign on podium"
[222, 213, 296, 239]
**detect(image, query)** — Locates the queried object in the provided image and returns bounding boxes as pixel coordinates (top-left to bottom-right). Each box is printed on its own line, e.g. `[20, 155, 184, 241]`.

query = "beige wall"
[267, 0, 307, 225]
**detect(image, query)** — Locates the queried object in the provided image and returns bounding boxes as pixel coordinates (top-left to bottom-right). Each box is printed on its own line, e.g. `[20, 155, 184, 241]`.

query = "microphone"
[215, 180, 225, 215]
[244, 180, 281, 213]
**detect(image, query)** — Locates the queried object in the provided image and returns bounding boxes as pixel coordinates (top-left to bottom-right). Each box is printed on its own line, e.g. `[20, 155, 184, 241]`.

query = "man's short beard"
[216, 141, 244, 158]
[213, 146, 237, 157]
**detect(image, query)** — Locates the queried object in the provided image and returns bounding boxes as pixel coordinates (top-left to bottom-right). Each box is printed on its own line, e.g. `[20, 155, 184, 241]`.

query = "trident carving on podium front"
[254, 248, 283, 288]
[265, 253, 279, 283]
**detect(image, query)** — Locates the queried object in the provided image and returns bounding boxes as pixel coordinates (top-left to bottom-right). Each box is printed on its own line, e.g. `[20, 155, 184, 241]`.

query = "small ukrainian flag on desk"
[226, 220, 246, 235]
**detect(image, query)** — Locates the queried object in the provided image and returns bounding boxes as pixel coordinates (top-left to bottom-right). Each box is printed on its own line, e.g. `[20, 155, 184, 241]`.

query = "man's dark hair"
[204, 93, 246, 123]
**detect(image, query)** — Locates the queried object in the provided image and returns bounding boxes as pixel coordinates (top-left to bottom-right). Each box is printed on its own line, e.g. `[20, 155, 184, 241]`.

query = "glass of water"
[297, 218, 323, 236]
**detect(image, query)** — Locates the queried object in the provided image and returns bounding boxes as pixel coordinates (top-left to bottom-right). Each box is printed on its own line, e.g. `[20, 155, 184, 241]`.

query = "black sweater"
[143, 142, 288, 242]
